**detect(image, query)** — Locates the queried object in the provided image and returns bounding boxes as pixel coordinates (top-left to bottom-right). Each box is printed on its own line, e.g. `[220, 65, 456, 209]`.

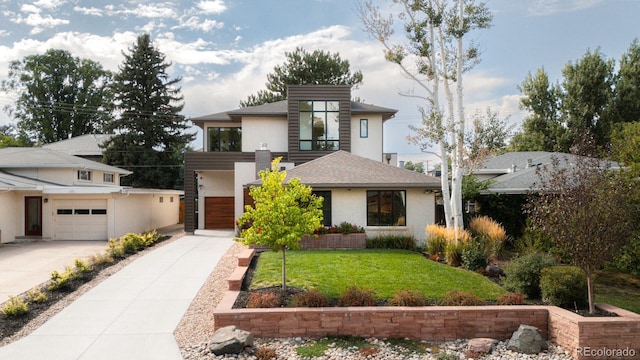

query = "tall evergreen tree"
[240, 47, 364, 107]
[614, 39, 640, 123]
[103, 34, 194, 189]
[1, 49, 113, 144]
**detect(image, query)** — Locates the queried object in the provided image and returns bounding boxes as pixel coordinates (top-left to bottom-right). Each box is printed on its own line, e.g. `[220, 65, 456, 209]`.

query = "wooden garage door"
[204, 197, 234, 229]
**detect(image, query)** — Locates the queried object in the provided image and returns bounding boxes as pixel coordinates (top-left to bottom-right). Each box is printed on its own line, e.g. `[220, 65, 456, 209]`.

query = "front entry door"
[25, 196, 42, 236]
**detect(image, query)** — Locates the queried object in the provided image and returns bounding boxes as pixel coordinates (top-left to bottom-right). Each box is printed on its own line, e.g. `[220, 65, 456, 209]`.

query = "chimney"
[399, 160, 405, 169]
[255, 143, 271, 179]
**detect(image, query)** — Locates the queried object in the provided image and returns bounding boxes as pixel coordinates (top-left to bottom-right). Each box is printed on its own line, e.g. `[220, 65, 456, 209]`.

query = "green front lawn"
[594, 270, 640, 314]
[250, 249, 506, 300]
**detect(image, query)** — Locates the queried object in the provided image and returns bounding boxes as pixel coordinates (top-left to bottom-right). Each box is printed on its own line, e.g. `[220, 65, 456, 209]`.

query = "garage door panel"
[205, 197, 234, 229]
[53, 200, 108, 240]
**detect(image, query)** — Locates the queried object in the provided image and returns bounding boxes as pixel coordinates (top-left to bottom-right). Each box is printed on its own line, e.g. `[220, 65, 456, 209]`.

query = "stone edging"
[215, 249, 640, 360]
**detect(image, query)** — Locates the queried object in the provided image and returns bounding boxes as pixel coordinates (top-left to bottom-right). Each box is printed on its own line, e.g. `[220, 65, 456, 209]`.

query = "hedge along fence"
[215, 249, 640, 360]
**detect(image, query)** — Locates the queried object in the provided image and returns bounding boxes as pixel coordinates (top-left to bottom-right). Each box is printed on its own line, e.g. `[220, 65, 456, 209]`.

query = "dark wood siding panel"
[287, 85, 352, 163]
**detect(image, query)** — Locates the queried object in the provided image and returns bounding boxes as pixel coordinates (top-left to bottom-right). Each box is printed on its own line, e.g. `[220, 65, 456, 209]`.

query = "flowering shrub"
[315, 221, 365, 235]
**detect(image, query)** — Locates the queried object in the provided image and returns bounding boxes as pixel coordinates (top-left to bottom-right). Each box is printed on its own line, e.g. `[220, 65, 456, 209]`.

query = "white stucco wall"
[0, 192, 21, 243]
[329, 188, 434, 243]
[234, 163, 256, 224]
[350, 115, 384, 161]
[241, 117, 288, 152]
[113, 192, 181, 238]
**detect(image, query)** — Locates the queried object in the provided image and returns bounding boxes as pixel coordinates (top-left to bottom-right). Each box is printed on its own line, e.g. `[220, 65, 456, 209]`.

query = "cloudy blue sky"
[0, 0, 638, 167]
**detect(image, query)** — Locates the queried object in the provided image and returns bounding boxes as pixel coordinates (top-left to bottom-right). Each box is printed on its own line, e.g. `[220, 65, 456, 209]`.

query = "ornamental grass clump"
[426, 225, 471, 264]
[469, 215, 507, 261]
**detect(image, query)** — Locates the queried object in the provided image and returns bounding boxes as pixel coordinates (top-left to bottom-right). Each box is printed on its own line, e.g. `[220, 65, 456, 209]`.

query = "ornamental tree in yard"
[236, 158, 323, 291]
[527, 139, 639, 314]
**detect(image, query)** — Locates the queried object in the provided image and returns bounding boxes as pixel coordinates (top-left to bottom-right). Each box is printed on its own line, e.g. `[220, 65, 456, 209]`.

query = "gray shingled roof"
[248, 151, 441, 189]
[42, 134, 113, 156]
[477, 151, 619, 194]
[0, 147, 132, 175]
[190, 100, 397, 127]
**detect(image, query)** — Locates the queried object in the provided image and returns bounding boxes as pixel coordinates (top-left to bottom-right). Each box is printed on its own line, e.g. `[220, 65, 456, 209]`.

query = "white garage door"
[54, 199, 108, 240]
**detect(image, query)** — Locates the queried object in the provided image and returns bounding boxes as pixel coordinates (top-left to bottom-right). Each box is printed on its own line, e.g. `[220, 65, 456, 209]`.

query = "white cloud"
[11, 13, 70, 34]
[197, 0, 227, 15]
[527, 0, 604, 16]
[173, 16, 223, 32]
[34, 0, 67, 9]
[73, 6, 104, 16]
[20, 4, 41, 14]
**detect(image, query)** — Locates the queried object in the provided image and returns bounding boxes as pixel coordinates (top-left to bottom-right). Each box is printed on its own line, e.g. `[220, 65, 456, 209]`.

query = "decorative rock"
[507, 324, 548, 354]
[485, 265, 504, 278]
[208, 325, 254, 355]
[467, 338, 498, 354]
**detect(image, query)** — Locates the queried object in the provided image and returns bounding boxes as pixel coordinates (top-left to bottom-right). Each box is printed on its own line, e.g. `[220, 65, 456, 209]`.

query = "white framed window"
[77, 169, 92, 181]
[159, 196, 164, 203]
[103, 173, 114, 183]
[360, 119, 369, 138]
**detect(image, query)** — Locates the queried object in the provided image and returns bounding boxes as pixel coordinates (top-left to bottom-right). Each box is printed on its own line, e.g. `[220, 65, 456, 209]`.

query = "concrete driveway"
[0, 240, 107, 302]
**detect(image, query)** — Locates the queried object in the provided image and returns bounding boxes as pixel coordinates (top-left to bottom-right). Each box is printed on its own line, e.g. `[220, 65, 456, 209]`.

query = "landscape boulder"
[507, 325, 548, 354]
[467, 338, 498, 355]
[485, 265, 504, 278]
[208, 325, 254, 355]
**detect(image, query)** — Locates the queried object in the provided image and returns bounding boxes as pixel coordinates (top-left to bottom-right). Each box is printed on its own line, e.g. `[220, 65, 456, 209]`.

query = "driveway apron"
[0, 230, 234, 360]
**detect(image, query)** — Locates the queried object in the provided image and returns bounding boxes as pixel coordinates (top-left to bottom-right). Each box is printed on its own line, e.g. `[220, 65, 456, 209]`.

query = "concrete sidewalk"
[0, 230, 234, 360]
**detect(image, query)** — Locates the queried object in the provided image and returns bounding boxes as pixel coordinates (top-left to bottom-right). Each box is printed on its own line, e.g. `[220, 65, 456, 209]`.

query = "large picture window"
[299, 100, 340, 151]
[208, 127, 241, 151]
[367, 190, 406, 226]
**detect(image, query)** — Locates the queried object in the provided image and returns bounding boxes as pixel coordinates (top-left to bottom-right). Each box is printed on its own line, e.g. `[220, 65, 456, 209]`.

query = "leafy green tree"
[359, 0, 492, 231]
[465, 107, 512, 169]
[236, 158, 323, 291]
[0, 49, 113, 144]
[614, 39, 640, 123]
[102, 34, 194, 189]
[527, 139, 639, 313]
[403, 161, 425, 173]
[509, 68, 565, 152]
[611, 121, 640, 177]
[561, 48, 616, 151]
[240, 47, 364, 107]
[0, 125, 32, 147]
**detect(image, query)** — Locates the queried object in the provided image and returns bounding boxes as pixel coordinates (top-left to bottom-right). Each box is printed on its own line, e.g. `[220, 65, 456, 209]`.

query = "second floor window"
[208, 127, 242, 151]
[78, 169, 92, 181]
[103, 173, 114, 183]
[299, 100, 340, 151]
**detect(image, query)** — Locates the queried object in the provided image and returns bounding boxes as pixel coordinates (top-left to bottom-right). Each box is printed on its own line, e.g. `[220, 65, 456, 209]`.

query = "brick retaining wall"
[218, 248, 640, 360]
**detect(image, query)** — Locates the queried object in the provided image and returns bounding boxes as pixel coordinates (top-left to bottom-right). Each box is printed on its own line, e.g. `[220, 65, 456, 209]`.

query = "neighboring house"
[42, 134, 113, 162]
[0, 147, 181, 243]
[184, 85, 441, 241]
[473, 151, 620, 195]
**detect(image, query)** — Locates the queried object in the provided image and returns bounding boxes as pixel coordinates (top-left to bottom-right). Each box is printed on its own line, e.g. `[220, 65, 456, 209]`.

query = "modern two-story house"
[184, 85, 441, 241]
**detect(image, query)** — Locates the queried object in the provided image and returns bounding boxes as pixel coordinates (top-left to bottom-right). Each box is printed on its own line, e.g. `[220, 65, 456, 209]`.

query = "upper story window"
[208, 127, 241, 151]
[360, 119, 369, 138]
[103, 173, 114, 183]
[299, 100, 340, 151]
[77, 169, 92, 181]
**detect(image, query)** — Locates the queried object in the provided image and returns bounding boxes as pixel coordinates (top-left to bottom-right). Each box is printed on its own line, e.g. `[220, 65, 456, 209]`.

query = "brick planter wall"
[300, 233, 366, 249]
[220, 249, 640, 360]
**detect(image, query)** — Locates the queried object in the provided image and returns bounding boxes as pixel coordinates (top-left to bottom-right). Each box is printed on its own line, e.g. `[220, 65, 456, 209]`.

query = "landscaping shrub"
[439, 290, 484, 306]
[1, 296, 29, 317]
[514, 223, 554, 255]
[389, 289, 430, 306]
[461, 241, 488, 271]
[246, 292, 282, 308]
[497, 292, 526, 305]
[141, 229, 161, 246]
[26, 287, 48, 304]
[540, 266, 588, 309]
[337, 285, 376, 307]
[255, 347, 277, 360]
[367, 234, 416, 250]
[444, 241, 464, 267]
[48, 266, 77, 291]
[107, 237, 125, 258]
[120, 233, 145, 254]
[291, 290, 329, 307]
[316, 221, 365, 235]
[469, 215, 507, 260]
[427, 225, 471, 261]
[88, 251, 114, 266]
[74, 258, 92, 275]
[502, 252, 556, 299]
[606, 234, 640, 277]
